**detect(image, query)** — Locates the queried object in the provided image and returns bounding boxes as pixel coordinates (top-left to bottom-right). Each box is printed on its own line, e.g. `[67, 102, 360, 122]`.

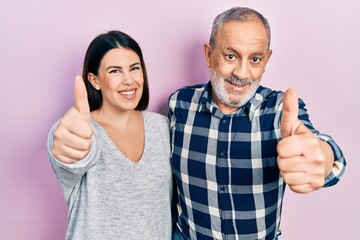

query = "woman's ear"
[88, 73, 100, 90]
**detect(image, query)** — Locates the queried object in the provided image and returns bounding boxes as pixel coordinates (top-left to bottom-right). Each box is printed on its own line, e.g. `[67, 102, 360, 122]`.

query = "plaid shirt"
[168, 82, 346, 240]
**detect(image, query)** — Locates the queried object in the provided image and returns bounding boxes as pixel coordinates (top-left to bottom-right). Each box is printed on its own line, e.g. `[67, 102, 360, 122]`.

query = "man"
[169, 7, 346, 240]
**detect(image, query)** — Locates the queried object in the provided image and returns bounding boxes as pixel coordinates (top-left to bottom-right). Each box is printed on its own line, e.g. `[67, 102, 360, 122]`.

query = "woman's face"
[89, 47, 144, 112]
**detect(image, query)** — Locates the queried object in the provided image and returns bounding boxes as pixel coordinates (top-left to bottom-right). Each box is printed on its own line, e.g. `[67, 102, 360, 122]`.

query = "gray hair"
[209, 7, 271, 49]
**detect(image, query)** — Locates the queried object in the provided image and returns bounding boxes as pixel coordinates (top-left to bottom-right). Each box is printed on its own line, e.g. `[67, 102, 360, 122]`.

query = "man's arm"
[276, 88, 346, 193]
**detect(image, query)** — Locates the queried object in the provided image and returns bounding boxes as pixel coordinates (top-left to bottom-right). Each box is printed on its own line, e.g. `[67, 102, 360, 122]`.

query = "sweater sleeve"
[47, 121, 100, 202]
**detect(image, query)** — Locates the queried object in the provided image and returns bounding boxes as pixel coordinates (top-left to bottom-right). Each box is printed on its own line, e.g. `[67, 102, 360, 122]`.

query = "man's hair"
[209, 7, 271, 49]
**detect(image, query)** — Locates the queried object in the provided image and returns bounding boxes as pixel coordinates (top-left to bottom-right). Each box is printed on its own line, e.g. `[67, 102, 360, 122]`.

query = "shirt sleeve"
[277, 94, 347, 188]
[47, 121, 99, 201]
[296, 98, 347, 187]
[316, 134, 347, 187]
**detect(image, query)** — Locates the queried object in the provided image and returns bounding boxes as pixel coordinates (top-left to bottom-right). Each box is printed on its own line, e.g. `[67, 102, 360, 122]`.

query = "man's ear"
[262, 49, 273, 74]
[88, 73, 100, 90]
[264, 49, 273, 66]
[204, 43, 212, 67]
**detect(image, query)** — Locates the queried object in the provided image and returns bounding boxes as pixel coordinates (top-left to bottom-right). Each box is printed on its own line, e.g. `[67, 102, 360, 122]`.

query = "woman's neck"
[91, 107, 141, 129]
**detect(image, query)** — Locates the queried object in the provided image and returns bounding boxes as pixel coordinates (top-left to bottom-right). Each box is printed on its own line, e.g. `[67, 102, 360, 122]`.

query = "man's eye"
[251, 57, 262, 63]
[225, 54, 236, 60]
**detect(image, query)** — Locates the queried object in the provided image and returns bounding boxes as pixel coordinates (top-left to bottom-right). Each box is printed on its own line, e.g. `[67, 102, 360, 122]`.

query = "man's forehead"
[216, 21, 267, 44]
[215, 20, 269, 48]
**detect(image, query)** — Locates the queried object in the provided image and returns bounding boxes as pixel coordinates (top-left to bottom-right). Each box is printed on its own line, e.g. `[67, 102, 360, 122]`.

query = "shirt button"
[219, 152, 225, 157]
[222, 119, 228, 124]
[219, 186, 225, 191]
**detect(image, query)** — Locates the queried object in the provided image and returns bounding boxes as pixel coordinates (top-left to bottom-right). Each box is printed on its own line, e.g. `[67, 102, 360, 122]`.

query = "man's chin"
[228, 100, 245, 108]
[228, 92, 255, 107]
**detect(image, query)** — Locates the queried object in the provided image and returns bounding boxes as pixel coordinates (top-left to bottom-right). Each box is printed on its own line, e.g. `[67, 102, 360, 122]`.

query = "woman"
[47, 31, 173, 239]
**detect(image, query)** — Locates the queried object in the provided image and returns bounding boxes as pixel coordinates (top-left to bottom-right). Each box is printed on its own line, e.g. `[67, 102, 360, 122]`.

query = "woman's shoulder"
[142, 111, 169, 130]
[142, 111, 168, 122]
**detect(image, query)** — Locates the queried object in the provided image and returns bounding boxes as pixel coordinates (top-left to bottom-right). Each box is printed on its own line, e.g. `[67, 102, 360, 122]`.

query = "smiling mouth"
[119, 89, 136, 98]
[226, 80, 249, 88]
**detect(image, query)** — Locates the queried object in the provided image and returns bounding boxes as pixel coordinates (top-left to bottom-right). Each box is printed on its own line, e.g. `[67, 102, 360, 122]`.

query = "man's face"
[204, 20, 272, 114]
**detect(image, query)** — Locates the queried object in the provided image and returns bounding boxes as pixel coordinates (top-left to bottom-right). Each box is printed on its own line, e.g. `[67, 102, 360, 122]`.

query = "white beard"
[210, 70, 261, 108]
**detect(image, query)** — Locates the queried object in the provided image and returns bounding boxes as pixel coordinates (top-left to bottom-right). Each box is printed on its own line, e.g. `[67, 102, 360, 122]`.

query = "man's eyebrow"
[225, 47, 240, 56]
[251, 52, 266, 57]
[225, 47, 266, 57]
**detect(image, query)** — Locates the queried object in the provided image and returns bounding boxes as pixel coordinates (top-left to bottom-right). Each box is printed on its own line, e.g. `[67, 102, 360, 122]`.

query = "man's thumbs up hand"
[280, 88, 304, 138]
[51, 76, 93, 163]
[277, 89, 326, 193]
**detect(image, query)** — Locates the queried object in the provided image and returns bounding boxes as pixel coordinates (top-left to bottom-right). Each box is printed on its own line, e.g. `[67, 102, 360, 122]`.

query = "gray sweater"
[48, 111, 173, 240]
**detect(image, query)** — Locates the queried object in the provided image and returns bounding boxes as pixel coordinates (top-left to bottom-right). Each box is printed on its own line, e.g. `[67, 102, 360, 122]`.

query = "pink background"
[1, 0, 359, 239]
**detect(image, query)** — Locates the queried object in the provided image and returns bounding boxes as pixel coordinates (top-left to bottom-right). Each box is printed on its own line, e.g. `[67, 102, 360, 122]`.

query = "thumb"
[74, 76, 91, 121]
[281, 88, 300, 138]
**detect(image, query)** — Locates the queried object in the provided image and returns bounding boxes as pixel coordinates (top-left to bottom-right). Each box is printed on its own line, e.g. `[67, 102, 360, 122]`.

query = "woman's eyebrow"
[106, 62, 140, 70]
[106, 65, 121, 70]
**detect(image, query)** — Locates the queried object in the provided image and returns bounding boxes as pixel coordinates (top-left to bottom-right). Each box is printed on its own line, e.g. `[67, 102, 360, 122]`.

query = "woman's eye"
[109, 69, 120, 74]
[225, 54, 236, 60]
[131, 66, 141, 71]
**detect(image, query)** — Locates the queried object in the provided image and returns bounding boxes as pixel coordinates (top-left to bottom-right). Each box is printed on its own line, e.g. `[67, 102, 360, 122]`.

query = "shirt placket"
[217, 116, 233, 239]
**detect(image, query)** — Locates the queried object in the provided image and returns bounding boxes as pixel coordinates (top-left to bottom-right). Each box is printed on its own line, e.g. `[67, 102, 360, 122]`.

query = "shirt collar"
[198, 81, 269, 121]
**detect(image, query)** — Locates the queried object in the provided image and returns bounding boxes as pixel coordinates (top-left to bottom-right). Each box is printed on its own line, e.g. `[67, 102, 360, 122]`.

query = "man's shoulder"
[257, 85, 285, 109]
[258, 85, 283, 97]
[169, 83, 207, 101]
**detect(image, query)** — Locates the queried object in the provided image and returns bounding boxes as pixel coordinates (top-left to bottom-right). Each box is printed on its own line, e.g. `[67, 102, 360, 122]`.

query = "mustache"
[224, 75, 253, 85]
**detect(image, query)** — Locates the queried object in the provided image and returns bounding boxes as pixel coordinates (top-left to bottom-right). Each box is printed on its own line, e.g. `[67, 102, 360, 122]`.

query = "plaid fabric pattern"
[168, 82, 346, 240]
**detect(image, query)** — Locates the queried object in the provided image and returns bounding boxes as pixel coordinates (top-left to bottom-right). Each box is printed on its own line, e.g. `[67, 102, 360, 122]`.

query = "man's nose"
[233, 60, 250, 80]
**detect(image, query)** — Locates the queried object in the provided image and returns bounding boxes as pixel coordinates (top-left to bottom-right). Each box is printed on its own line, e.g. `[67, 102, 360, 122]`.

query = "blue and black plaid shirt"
[168, 82, 346, 240]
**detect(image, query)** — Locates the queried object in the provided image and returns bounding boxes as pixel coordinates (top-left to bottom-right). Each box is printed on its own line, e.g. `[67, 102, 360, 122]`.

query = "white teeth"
[120, 90, 135, 96]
